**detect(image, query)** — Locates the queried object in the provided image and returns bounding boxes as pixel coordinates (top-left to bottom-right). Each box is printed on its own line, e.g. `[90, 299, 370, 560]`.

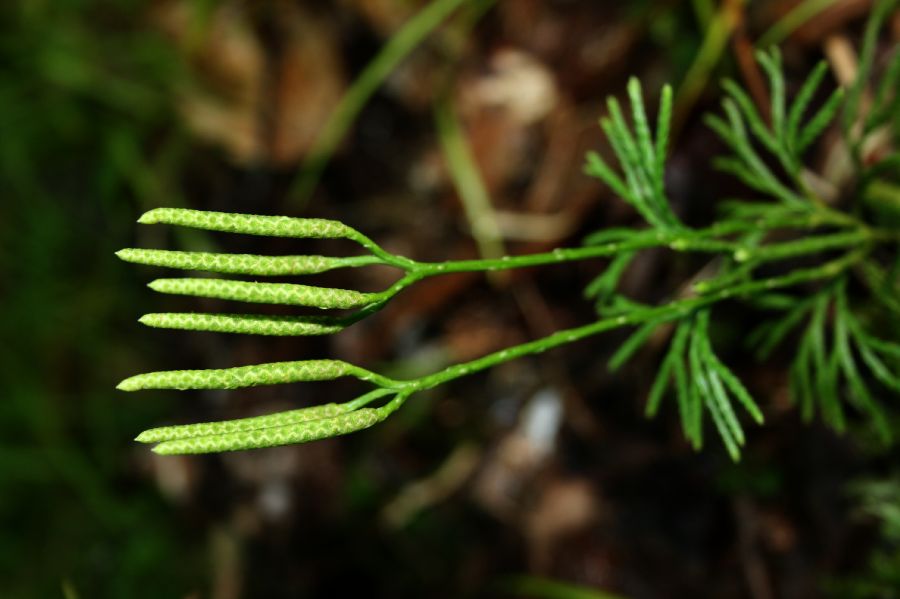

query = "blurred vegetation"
[1, 0, 199, 596]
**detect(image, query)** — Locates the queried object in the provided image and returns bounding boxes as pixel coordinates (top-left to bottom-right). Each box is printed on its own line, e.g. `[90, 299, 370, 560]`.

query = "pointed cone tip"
[137, 210, 159, 224]
[116, 379, 138, 392]
[134, 430, 155, 443]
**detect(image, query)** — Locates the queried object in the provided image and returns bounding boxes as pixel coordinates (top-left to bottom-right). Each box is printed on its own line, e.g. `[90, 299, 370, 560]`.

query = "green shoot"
[119, 41, 899, 460]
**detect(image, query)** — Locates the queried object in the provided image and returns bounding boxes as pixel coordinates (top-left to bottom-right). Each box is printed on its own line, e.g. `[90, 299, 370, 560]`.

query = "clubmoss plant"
[119, 38, 899, 459]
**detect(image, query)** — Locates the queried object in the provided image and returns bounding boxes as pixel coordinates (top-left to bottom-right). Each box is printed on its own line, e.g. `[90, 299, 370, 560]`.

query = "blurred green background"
[1, 1, 199, 596]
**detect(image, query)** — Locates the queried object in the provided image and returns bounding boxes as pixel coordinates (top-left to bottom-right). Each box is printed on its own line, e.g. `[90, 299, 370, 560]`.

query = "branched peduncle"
[397, 249, 867, 395]
[120, 40, 899, 457]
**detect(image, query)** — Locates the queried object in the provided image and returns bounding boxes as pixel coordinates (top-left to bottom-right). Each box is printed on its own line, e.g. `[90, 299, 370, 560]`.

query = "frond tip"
[584, 79, 681, 231]
[708, 48, 844, 200]
[646, 310, 764, 461]
[786, 282, 896, 443]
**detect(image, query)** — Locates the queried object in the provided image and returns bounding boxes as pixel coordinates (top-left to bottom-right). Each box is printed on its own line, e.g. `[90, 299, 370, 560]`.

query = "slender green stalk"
[287, 0, 472, 205]
[403, 215, 869, 277]
[691, 0, 715, 28]
[757, 0, 840, 48]
[395, 250, 865, 395]
[674, 0, 746, 132]
[843, 0, 898, 161]
[435, 96, 505, 260]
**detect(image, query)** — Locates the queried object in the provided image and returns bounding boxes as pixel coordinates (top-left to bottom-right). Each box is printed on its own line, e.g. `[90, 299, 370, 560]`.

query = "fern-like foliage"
[708, 48, 844, 200]
[585, 79, 680, 231]
[119, 22, 899, 459]
[577, 45, 899, 457]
